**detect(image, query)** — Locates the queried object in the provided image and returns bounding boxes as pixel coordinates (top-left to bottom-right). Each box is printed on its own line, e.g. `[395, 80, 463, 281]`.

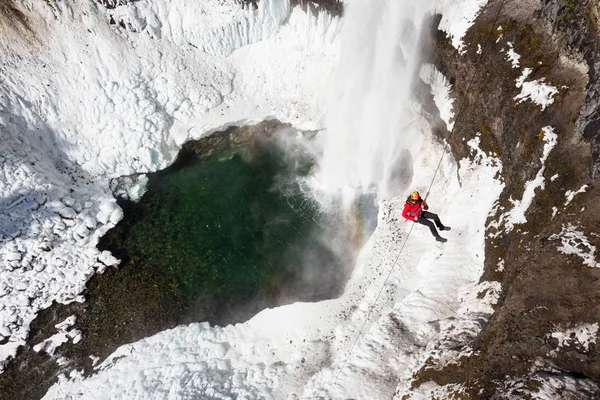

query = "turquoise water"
[119, 137, 346, 319]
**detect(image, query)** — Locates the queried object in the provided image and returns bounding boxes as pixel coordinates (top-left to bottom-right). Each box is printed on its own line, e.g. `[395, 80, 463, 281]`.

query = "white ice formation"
[0, 0, 507, 398]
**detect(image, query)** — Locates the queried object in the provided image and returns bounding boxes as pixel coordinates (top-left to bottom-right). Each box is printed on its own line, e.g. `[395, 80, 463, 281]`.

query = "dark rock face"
[412, 0, 600, 397]
[540, 0, 600, 177]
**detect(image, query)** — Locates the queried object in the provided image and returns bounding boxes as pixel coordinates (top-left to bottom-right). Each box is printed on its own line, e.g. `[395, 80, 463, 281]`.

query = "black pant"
[415, 211, 445, 237]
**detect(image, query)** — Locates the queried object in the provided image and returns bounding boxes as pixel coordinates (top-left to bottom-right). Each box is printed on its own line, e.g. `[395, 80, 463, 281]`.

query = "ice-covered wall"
[0, 0, 340, 368]
[38, 0, 505, 397]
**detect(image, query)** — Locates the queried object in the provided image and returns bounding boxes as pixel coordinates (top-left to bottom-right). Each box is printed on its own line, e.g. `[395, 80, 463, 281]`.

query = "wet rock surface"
[412, 0, 600, 397]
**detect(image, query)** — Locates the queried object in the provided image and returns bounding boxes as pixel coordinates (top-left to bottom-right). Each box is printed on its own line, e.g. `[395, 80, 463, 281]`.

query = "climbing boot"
[440, 226, 451, 231]
[435, 236, 447, 243]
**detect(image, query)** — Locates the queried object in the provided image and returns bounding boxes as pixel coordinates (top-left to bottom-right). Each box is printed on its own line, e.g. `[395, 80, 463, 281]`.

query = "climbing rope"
[329, 0, 508, 393]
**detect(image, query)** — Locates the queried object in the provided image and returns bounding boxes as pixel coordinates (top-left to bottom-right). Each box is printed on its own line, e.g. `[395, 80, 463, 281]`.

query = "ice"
[420, 64, 455, 131]
[0, 0, 339, 369]
[55, 315, 76, 331]
[33, 315, 81, 357]
[33, 333, 70, 357]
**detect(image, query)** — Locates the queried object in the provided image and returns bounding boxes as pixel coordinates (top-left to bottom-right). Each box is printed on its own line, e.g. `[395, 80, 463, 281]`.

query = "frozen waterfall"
[314, 0, 436, 206]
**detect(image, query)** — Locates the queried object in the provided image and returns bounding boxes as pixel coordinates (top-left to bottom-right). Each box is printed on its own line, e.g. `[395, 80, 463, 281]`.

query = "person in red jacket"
[402, 191, 450, 242]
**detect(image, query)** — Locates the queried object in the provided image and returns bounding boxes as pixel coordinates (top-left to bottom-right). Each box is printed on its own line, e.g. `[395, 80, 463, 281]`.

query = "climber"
[401, 191, 451, 243]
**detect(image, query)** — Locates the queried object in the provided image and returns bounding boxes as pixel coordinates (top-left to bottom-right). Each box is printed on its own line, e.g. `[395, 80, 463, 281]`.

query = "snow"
[33, 315, 82, 357]
[515, 68, 559, 111]
[496, 259, 505, 272]
[0, 0, 340, 369]
[550, 323, 598, 351]
[110, 0, 291, 57]
[420, 64, 455, 131]
[550, 224, 600, 268]
[435, 0, 489, 52]
[501, 374, 600, 400]
[505, 42, 521, 68]
[491, 127, 557, 234]
[3, 0, 511, 397]
[565, 184, 588, 206]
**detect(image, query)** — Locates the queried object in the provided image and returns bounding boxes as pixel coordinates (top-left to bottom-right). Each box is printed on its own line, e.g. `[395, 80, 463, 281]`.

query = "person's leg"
[421, 211, 449, 230]
[415, 217, 440, 237]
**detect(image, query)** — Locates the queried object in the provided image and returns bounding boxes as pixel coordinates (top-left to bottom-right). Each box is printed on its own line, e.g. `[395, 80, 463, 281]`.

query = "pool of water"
[108, 131, 358, 323]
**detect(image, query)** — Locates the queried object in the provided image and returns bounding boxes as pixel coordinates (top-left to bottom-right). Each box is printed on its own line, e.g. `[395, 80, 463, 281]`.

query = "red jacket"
[402, 198, 428, 221]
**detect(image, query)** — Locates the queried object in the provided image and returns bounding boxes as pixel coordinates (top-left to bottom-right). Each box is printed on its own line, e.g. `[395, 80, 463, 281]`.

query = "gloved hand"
[423, 203, 429, 210]
[414, 214, 419, 221]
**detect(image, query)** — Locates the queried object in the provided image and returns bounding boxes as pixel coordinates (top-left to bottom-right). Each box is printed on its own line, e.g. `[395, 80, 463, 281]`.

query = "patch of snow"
[89, 355, 100, 367]
[565, 185, 588, 206]
[436, 0, 489, 53]
[496, 259, 505, 272]
[33, 315, 81, 357]
[550, 173, 559, 181]
[0, 341, 23, 372]
[33, 333, 71, 357]
[552, 206, 558, 218]
[501, 373, 600, 400]
[550, 224, 599, 268]
[476, 44, 482, 54]
[515, 69, 559, 111]
[494, 127, 557, 234]
[516, 67, 533, 88]
[550, 323, 599, 351]
[505, 42, 520, 68]
[55, 315, 76, 331]
[420, 64, 455, 131]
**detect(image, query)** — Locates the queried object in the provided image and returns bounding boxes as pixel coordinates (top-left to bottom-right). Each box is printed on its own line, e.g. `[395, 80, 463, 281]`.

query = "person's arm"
[422, 201, 429, 210]
[402, 203, 415, 221]
[414, 201, 425, 220]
